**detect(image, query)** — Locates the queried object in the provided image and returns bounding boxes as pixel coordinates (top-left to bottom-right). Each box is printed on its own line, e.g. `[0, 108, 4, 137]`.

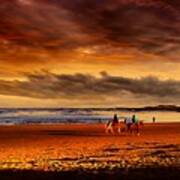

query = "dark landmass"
[0, 105, 180, 113]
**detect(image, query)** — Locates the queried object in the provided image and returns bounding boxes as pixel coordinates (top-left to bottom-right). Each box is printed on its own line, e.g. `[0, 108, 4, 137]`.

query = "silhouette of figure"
[124, 116, 133, 133]
[132, 114, 139, 135]
[105, 114, 119, 134]
[112, 114, 118, 125]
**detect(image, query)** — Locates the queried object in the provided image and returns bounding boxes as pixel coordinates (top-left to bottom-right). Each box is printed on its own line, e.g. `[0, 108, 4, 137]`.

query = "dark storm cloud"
[0, 0, 82, 50]
[0, 72, 179, 101]
[0, 0, 180, 57]
[58, 0, 180, 55]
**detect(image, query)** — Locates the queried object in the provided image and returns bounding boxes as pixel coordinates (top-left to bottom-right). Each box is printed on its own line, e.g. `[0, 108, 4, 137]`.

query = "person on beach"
[112, 114, 118, 126]
[105, 114, 119, 134]
[132, 114, 139, 124]
[152, 116, 156, 123]
[132, 114, 140, 135]
[124, 116, 133, 133]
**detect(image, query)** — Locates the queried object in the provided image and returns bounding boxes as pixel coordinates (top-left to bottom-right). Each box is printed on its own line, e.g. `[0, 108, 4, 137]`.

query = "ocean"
[0, 108, 179, 125]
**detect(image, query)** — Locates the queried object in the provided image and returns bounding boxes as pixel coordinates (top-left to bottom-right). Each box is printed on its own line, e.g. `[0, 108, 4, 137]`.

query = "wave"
[0, 108, 179, 124]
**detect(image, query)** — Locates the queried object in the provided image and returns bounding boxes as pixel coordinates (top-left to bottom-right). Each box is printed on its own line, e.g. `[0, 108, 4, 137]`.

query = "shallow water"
[0, 108, 179, 124]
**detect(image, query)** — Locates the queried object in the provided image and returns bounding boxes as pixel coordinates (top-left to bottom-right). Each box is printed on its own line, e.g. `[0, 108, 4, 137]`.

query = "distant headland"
[0, 105, 180, 112]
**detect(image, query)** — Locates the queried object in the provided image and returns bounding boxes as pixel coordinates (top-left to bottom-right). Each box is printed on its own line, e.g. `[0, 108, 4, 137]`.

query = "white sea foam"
[0, 108, 179, 125]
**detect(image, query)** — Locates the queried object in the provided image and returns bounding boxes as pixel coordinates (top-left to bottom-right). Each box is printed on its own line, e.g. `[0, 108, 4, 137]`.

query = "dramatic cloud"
[0, 72, 179, 104]
[58, 0, 180, 55]
[0, 0, 180, 60]
[0, 1, 180, 106]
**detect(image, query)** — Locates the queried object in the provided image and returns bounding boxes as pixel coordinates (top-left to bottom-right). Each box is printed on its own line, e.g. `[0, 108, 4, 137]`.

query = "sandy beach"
[0, 123, 179, 179]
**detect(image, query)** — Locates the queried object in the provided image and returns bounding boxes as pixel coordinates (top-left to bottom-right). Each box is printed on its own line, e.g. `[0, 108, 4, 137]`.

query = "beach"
[0, 123, 179, 179]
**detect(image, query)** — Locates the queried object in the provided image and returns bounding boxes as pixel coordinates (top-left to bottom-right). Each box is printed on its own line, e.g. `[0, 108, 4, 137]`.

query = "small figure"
[124, 116, 133, 133]
[132, 114, 140, 135]
[105, 114, 119, 134]
[152, 116, 156, 123]
[112, 114, 118, 125]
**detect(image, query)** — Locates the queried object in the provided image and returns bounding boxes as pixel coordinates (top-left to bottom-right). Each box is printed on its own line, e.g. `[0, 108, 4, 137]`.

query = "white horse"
[105, 120, 126, 134]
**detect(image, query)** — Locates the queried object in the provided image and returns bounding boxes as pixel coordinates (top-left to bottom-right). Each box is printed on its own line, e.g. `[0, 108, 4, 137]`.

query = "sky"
[0, 0, 180, 107]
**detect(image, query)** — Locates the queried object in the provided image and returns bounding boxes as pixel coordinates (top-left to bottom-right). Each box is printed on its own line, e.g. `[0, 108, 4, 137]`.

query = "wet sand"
[0, 123, 179, 179]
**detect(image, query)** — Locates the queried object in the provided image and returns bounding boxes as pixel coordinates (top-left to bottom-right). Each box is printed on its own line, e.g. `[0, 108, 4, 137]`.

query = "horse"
[128, 120, 144, 135]
[105, 120, 126, 134]
[105, 120, 144, 135]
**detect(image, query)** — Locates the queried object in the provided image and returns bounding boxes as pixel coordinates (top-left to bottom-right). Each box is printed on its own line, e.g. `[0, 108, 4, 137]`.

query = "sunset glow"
[0, 0, 180, 107]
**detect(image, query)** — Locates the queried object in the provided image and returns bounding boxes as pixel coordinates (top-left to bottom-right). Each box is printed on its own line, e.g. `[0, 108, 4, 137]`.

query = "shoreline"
[0, 121, 180, 126]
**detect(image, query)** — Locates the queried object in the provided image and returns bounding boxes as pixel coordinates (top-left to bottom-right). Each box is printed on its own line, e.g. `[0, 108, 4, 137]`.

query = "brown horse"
[128, 121, 144, 135]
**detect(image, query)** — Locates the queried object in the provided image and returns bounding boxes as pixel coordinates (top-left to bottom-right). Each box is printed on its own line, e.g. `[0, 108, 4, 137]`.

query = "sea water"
[0, 108, 179, 125]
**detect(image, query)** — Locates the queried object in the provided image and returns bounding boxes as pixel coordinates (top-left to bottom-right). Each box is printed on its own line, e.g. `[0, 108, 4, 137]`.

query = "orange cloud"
[0, 0, 180, 106]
